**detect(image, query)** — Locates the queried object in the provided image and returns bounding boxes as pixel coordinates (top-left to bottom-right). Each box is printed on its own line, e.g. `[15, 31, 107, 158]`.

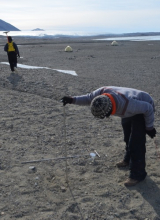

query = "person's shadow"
[129, 176, 160, 217]
[7, 72, 22, 87]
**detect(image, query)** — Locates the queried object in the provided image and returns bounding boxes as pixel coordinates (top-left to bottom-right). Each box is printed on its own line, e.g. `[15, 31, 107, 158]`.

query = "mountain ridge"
[0, 19, 20, 31]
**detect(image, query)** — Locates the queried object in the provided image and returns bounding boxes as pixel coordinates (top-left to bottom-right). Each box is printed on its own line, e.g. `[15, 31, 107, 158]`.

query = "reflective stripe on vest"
[8, 42, 15, 52]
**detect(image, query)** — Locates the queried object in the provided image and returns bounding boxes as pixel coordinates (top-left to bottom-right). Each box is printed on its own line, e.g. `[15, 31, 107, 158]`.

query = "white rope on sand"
[63, 105, 68, 183]
[21, 155, 88, 164]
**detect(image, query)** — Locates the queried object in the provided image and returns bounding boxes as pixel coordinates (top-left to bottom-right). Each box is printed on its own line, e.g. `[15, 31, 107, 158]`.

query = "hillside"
[0, 19, 20, 31]
[32, 28, 44, 31]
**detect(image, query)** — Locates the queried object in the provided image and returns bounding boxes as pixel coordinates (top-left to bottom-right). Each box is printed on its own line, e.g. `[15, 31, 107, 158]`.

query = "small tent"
[65, 46, 73, 52]
[111, 41, 118, 46]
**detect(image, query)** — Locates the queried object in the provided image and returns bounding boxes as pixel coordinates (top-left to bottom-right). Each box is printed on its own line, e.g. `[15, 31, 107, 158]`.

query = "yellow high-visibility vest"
[8, 41, 15, 52]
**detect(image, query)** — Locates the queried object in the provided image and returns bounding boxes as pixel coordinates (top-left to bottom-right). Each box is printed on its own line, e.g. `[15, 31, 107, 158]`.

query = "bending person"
[61, 86, 156, 187]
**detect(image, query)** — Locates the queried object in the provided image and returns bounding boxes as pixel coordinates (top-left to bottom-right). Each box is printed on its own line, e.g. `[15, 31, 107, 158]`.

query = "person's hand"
[146, 128, 156, 138]
[61, 96, 73, 106]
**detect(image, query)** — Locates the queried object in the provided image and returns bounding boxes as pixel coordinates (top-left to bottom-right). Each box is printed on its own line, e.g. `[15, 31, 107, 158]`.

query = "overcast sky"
[1, 0, 160, 33]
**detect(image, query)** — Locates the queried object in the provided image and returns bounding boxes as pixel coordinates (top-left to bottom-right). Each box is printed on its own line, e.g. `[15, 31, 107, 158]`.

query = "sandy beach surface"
[0, 36, 160, 220]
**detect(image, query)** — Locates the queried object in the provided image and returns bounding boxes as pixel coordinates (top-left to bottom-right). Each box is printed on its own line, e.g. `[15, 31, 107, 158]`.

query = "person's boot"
[116, 160, 129, 167]
[14, 68, 18, 73]
[124, 178, 140, 186]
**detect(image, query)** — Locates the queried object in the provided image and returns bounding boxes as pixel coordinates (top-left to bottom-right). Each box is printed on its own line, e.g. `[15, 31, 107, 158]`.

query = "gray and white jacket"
[72, 86, 155, 130]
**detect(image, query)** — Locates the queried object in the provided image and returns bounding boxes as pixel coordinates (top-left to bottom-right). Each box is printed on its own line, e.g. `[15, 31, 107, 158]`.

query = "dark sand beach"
[0, 36, 160, 219]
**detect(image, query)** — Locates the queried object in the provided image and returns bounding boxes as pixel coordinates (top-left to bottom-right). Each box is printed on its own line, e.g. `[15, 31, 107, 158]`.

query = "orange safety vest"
[8, 41, 15, 52]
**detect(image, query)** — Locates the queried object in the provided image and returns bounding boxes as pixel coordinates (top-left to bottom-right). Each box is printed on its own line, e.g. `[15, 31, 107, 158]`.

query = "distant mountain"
[0, 19, 20, 31]
[32, 28, 44, 31]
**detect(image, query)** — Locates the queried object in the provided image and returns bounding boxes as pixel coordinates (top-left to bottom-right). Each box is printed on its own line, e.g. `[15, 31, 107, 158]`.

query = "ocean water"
[0, 30, 160, 41]
[0, 30, 98, 38]
[95, 35, 160, 41]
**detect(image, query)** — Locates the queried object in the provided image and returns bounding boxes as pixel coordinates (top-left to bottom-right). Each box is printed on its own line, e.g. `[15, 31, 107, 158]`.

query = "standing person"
[61, 86, 156, 186]
[4, 36, 20, 73]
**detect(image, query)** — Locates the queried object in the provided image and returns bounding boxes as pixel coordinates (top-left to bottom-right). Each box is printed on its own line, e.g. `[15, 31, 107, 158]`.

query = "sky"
[1, 0, 160, 34]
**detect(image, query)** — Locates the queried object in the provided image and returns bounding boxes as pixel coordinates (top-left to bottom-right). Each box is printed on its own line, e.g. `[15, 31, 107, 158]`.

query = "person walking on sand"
[4, 36, 20, 73]
[61, 86, 156, 187]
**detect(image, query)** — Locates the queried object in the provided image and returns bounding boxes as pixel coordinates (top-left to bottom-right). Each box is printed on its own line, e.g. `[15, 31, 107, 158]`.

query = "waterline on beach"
[95, 35, 160, 41]
[0, 62, 77, 76]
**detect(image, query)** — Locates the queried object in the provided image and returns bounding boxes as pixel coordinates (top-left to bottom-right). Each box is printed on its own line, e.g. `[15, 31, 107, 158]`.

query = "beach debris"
[90, 152, 96, 162]
[28, 166, 36, 173]
[94, 150, 100, 157]
[61, 186, 66, 192]
[111, 40, 118, 46]
[29, 166, 35, 170]
[65, 45, 73, 52]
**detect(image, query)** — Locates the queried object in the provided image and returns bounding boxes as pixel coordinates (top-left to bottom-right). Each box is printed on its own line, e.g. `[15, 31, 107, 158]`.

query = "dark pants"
[121, 114, 147, 181]
[8, 52, 17, 72]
